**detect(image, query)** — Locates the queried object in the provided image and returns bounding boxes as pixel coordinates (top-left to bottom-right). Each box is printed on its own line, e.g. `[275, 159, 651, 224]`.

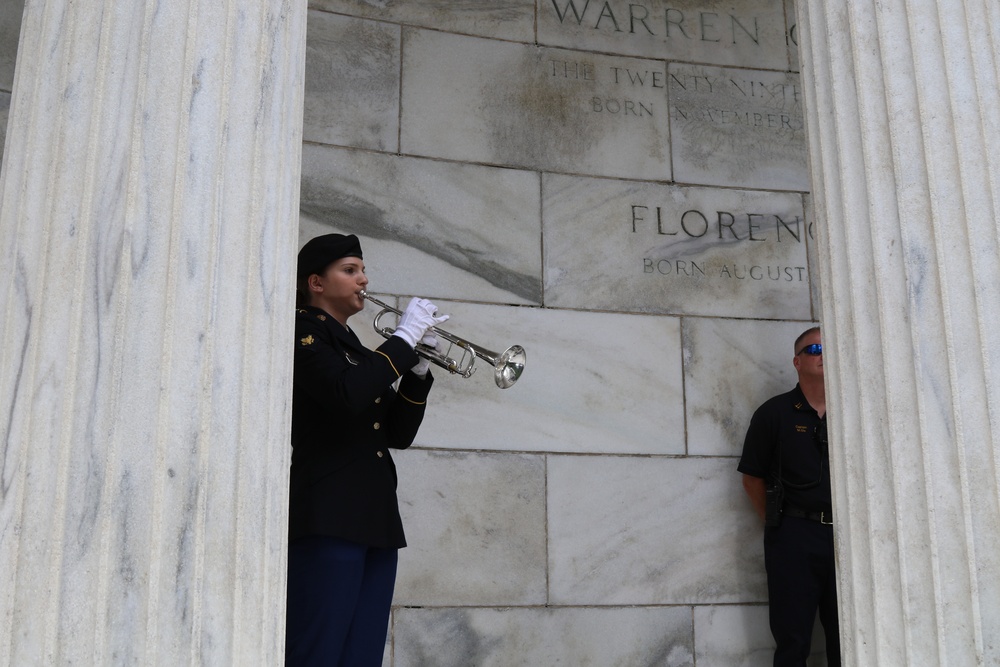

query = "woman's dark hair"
[296, 275, 312, 308]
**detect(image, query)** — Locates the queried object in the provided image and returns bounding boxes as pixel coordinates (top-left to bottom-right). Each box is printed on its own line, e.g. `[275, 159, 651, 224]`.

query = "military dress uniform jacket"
[289, 305, 433, 549]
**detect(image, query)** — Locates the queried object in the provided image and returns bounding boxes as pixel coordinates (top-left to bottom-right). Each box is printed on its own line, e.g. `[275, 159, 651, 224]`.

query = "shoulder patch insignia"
[300, 335, 314, 346]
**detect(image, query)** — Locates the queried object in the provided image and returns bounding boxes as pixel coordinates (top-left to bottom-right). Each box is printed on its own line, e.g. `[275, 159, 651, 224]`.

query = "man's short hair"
[794, 326, 821, 354]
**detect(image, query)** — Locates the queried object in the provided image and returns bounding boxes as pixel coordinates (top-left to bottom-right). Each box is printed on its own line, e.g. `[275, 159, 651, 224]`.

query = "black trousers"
[764, 516, 841, 667]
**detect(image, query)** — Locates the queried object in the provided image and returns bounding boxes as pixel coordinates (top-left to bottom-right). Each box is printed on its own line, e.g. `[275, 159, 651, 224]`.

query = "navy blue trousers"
[285, 536, 398, 667]
[764, 516, 841, 667]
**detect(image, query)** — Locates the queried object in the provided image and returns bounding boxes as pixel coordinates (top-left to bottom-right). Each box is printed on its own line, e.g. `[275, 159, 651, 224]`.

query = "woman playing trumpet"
[285, 233, 447, 666]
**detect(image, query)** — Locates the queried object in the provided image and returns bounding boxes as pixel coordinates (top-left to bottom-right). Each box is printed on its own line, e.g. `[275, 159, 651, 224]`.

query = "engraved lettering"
[550, 59, 595, 80]
[631, 206, 807, 243]
[787, 23, 798, 47]
[662, 8, 688, 39]
[776, 215, 801, 242]
[592, 97, 652, 116]
[731, 15, 759, 45]
[668, 73, 715, 93]
[680, 210, 708, 237]
[611, 67, 665, 88]
[700, 12, 720, 42]
[595, 2, 622, 31]
[714, 264, 807, 281]
[717, 211, 738, 239]
[642, 258, 705, 276]
[656, 206, 676, 235]
[550, 0, 591, 24]
[631, 205, 647, 232]
[747, 213, 765, 241]
[728, 79, 801, 105]
[547, 1, 764, 48]
[669, 106, 804, 132]
[630, 4, 654, 35]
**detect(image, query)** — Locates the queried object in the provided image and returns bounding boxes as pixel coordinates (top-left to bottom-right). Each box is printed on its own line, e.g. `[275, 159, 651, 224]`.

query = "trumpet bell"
[494, 345, 526, 389]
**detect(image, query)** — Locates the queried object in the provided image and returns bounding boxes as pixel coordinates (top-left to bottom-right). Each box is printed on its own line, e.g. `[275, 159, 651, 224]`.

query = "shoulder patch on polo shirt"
[300, 335, 314, 346]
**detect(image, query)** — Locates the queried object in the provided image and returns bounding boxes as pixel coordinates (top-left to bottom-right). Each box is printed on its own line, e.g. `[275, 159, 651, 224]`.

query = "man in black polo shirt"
[738, 326, 841, 666]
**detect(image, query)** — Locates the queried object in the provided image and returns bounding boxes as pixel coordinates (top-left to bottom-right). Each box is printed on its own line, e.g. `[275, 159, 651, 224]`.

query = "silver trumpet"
[360, 290, 526, 389]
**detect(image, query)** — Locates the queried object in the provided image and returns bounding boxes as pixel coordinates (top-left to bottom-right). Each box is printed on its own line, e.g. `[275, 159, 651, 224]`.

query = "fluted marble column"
[0, 1, 305, 664]
[796, 1, 1000, 664]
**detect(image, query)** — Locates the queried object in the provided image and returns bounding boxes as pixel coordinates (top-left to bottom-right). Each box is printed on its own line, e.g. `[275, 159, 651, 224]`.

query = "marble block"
[694, 605, 828, 666]
[393, 606, 694, 667]
[669, 63, 807, 191]
[400, 28, 671, 181]
[543, 174, 809, 318]
[413, 302, 685, 455]
[304, 11, 400, 151]
[393, 450, 547, 605]
[683, 318, 814, 456]
[538, 0, 789, 71]
[694, 605, 774, 666]
[547, 456, 766, 605]
[298, 143, 541, 304]
[307, 0, 535, 43]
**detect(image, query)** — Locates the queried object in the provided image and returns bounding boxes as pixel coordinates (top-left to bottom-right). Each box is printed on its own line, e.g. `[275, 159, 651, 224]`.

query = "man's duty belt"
[783, 506, 834, 525]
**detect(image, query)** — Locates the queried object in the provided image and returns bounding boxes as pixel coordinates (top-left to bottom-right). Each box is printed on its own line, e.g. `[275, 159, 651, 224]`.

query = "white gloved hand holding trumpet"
[391, 297, 449, 377]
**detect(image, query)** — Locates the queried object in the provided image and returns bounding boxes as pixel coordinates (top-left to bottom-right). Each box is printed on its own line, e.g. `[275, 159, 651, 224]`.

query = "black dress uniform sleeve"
[738, 398, 778, 479]
[294, 313, 420, 414]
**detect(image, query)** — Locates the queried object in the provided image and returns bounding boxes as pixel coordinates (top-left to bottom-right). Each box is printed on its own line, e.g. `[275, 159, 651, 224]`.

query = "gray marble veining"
[299, 144, 542, 304]
[393, 606, 694, 667]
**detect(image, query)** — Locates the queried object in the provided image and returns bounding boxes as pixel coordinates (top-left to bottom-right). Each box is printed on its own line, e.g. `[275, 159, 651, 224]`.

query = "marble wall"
[299, 1, 826, 664]
[0, 0, 822, 663]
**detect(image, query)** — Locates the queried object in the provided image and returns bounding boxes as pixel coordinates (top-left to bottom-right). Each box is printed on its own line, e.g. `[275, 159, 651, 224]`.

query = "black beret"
[297, 233, 363, 279]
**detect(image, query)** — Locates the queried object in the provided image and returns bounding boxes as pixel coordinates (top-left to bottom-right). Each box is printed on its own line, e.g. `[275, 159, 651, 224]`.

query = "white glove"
[392, 297, 449, 348]
[411, 332, 438, 378]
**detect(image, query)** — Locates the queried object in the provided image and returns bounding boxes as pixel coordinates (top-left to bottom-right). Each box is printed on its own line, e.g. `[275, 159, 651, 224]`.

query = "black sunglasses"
[797, 343, 822, 356]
